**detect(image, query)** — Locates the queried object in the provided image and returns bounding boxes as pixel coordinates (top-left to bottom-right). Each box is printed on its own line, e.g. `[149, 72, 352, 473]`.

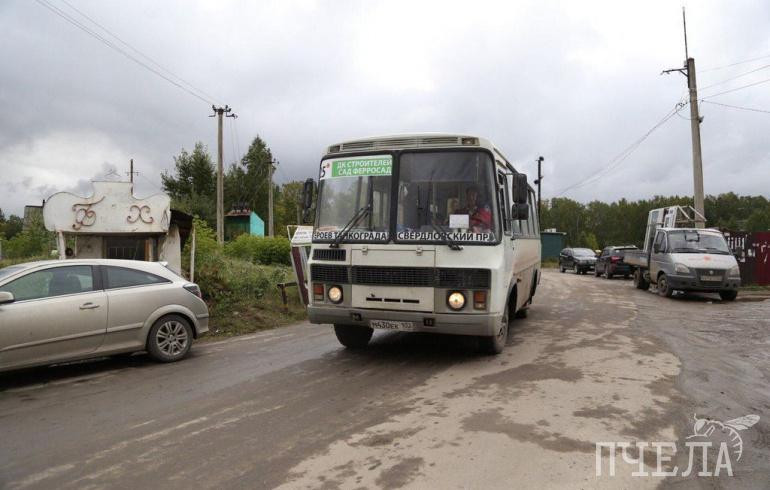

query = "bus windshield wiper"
[331, 180, 374, 248]
[425, 185, 462, 251]
[330, 204, 371, 248]
[429, 218, 463, 251]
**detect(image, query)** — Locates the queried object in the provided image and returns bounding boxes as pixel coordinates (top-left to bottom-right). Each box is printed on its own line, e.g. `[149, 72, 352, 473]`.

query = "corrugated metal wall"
[724, 231, 770, 286]
[541, 232, 566, 260]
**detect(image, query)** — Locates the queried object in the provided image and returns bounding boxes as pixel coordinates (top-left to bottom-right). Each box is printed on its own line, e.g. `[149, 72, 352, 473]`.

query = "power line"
[701, 100, 770, 115]
[701, 75, 770, 100]
[700, 63, 770, 91]
[553, 102, 685, 197]
[35, 0, 217, 105]
[57, 0, 220, 104]
[699, 53, 770, 73]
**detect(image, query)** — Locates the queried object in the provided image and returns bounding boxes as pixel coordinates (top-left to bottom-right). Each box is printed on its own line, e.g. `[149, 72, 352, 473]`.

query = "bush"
[224, 234, 291, 265]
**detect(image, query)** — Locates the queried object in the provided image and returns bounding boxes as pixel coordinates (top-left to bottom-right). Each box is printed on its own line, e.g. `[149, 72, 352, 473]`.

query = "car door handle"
[80, 302, 100, 310]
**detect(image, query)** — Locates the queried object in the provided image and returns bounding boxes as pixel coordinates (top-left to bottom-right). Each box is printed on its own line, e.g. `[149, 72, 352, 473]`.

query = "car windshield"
[396, 151, 498, 244]
[314, 154, 392, 242]
[0, 265, 26, 281]
[573, 249, 594, 256]
[668, 231, 731, 254]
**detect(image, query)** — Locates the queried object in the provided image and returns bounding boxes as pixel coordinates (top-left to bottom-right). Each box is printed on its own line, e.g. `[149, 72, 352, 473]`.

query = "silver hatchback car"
[0, 259, 209, 372]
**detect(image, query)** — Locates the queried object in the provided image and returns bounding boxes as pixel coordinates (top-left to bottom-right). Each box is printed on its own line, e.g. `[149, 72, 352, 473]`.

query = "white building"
[43, 181, 191, 274]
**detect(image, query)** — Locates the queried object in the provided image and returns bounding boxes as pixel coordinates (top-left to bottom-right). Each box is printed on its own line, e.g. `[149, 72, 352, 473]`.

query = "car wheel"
[573, 264, 578, 274]
[147, 315, 193, 362]
[657, 274, 674, 298]
[333, 324, 373, 349]
[480, 306, 509, 355]
[719, 290, 738, 301]
[605, 268, 613, 279]
[594, 266, 601, 277]
[623, 274, 630, 279]
[560, 264, 565, 273]
[634, 269, 650, 290]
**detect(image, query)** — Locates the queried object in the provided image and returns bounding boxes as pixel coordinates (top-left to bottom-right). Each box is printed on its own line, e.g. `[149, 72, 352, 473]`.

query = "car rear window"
[104, 266, 170, 289]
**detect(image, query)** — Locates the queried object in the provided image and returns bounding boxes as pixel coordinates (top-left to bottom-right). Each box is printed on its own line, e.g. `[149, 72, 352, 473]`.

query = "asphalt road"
[1, 270, 768, 489]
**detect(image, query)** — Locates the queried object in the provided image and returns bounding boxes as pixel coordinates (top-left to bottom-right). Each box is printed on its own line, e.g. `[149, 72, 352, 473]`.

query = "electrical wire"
[701, 100, 770, 115]
[700, 63, 770, 91]
[701, 76, 770, 100]
[553, 102, 686, 197]
[699, 53, 770, 73]
[57, 0, 220, 104]
[35, 0, 217, 105]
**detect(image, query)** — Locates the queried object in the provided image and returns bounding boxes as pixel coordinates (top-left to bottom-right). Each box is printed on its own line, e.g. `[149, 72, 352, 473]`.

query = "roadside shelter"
[42, 181, 191, 274]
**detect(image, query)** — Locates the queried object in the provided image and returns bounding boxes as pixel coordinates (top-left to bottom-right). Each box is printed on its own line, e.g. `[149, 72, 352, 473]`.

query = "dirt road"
[1, 270, 767, 489]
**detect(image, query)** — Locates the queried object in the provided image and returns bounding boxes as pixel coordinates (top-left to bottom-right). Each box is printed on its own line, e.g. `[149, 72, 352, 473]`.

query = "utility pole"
[126, 158, 139, 185]
[268, 158, 278, 236]
[533, 156, 544, 224]
[662, 8, 706, 228]
[209, 105, 237, 244]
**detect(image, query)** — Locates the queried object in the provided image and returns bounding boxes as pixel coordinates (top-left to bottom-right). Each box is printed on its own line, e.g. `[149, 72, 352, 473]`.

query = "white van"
[301, 134, 541, 353]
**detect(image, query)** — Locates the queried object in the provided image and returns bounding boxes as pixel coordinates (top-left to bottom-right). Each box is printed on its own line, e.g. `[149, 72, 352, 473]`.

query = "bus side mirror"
[512, 174, 528, 204]
[511, 203, 529, 220]
[302, 178, 315, 223]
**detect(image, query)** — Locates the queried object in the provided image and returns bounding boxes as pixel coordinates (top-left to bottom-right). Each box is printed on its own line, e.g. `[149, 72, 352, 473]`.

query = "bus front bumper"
[307, 306, 502, 337]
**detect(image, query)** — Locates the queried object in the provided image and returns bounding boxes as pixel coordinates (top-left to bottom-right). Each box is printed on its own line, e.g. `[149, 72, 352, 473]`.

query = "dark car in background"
[595, 245, 638, 279]
[559, 248, 597, 274]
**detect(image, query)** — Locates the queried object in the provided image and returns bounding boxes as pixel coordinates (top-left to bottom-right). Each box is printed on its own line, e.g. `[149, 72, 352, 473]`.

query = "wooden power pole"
[210, 105, 236, 244]
[268, 159, 278, 236]
[663, 8, 706, 228]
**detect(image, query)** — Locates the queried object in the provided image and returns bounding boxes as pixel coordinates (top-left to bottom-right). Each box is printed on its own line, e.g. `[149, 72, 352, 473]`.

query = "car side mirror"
[0, 291, 15, 305]
[511, 203, 529, 220]
[512, 174, 528, 204]
[302, 178, 315, 223]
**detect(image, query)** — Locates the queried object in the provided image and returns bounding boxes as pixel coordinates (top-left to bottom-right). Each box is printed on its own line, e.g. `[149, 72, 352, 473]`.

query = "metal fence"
[723, 231, 770, 286]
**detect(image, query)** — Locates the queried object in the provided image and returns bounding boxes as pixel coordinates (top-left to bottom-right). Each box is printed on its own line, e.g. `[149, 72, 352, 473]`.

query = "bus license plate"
[370, 320, 415, 331]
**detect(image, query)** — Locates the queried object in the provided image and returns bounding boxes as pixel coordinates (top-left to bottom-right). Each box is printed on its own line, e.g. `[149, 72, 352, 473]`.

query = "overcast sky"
[1, 0, 769, 216]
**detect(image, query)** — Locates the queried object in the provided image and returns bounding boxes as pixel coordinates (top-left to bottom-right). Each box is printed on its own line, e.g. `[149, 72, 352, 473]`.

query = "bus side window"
[498, 171, 510, 235]
[528, 189, 539, 237]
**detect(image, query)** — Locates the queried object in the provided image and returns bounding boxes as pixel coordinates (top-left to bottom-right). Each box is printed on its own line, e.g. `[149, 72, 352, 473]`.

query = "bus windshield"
[314, 155, 392, 242]
[396, 151, 498, 244]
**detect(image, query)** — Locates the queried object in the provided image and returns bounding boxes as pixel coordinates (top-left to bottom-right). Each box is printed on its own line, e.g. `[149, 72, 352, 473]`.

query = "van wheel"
[634, 270, 649, 290]
[479, 308, 509, 355]
[719, 290, 738, 301]
[657, 274, 674, 298]
[333, 324, 373, 349]
[147, 315, 193, 362]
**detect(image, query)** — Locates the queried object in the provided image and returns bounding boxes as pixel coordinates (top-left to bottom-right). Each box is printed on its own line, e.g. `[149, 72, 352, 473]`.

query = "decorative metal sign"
[71, 197, 105, 230]
[127, 204, 154, 224]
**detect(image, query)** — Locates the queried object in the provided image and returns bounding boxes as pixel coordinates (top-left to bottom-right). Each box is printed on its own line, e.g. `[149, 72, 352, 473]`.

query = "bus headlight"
[447, 291, 466, 311]
[328, 285, 343, 304]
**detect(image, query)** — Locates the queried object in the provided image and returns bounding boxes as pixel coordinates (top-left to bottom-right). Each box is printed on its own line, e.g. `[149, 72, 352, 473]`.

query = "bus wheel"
[333, 324, 373, 349]
[480, 309, 508, 355]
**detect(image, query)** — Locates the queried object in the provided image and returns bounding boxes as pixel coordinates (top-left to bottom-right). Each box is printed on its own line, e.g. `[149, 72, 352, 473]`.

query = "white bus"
[301, 134, 541, 354]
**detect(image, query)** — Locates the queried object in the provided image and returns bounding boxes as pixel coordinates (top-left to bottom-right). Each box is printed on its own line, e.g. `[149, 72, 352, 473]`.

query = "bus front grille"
[352, 266, 434, 287]
[437, 268, 491, 289]
[311, 264, 349, 284]
[312, 249, 346, 261]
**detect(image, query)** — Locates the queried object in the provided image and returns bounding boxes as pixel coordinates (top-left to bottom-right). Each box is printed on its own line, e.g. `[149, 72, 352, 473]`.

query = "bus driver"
[454, 186, 492, 233]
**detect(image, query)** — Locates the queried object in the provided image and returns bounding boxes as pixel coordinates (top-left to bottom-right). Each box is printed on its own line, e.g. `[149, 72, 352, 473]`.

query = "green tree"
[3, 215, 23, 240]
[162, 143, 216, 225]
[224, 136, 274, 224]
[746, 209, 770, 232]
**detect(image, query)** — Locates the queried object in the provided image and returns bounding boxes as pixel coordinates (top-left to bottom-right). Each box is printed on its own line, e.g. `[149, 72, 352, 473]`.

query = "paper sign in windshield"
[320, 155, 392, 180]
